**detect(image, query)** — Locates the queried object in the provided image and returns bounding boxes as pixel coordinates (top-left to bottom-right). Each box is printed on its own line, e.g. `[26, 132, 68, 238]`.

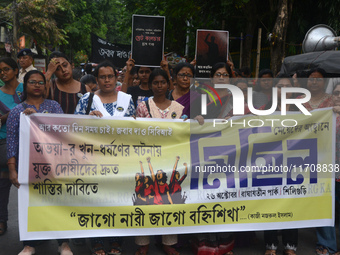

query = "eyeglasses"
[98, 75, 115, 80]
[28, 80, 45, 86]
[214, 73, 229, 77]
[308, 78, 324, 83]
[177, 73, 193, 79]
[0, 67, 14, 73]
[333, 91, 340, 96]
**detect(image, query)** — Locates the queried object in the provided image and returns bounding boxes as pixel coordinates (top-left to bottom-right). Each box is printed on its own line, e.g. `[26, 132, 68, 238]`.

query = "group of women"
[0, 52, 197, 255]
[0, 50, 340, 255]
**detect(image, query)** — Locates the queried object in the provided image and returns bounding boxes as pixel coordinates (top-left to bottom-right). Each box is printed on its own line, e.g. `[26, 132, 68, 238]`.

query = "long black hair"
[156, 169, 168, 183]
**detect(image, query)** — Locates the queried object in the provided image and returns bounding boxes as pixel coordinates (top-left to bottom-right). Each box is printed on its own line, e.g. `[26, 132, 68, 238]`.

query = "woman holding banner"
[297, 68, 333, 111]
[74, 60, 134, 255]
[262, 74, 298, 255]
[6, 70, 72, 255]
[136, 68, 185, 119]
[74, 60, 135, 117]
[167, 62, 200, 118]
[134, 68, 183, 255]
[314, 84, 340, 255]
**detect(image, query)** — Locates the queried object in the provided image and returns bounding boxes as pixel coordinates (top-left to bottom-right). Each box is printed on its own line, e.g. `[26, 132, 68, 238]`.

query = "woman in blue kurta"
[7, 70, 72, 255]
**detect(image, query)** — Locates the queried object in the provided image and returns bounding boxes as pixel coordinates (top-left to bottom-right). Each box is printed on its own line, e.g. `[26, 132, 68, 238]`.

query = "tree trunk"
[270, 0, 291, 75]
[241, 1, 257, 70]
[12, 0, 18, 60]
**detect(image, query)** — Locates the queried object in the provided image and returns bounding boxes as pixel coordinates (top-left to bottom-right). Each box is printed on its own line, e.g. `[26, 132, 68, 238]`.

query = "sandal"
[135, 245, 149, 255]
[265, 250, 276, 255]
[0, 221, 7, 235]
[283, 249, 296, 255]
[162, 244, 180, 255]
[58, 242, 73, 255]
[18, 246, 36, 255]
[316, 247, 329, 255]
[107, 242, 122, 255]
[91, 245, 106, 255]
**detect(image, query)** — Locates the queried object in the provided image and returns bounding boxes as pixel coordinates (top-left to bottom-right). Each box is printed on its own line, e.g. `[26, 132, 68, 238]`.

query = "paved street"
[0, 187, 331, 254]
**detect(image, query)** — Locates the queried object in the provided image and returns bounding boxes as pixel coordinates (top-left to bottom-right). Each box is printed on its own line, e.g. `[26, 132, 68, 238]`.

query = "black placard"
[195, 30, 229, 78]
[132, 15, 165, 67]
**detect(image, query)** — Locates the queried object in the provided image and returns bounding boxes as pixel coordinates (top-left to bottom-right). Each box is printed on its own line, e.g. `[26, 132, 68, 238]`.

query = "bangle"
[7, 162, 16, 165]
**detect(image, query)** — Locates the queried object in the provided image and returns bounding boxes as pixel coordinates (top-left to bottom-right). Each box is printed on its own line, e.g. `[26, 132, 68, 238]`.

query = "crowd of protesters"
[0, 47, 340, 255]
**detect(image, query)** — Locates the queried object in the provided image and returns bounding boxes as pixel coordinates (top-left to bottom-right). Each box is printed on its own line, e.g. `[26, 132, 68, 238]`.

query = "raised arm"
[170, 156, 180, 182]
[160, 57, 173, 90]
[147, 157, 155, 182]
[178, 162, 188, 184]
[183, 162, 188, 176]
[121, 55, 135, 93]
[139, 161, 144, 175]
[173, 156, 180, 171]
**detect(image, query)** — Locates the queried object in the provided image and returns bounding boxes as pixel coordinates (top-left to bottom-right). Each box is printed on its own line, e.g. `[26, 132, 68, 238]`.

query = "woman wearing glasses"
[6, 70, 73, 255]
[205, 62, 234, 118]
[296, 68, 333, 111]
[45, 51, 90, 114]
[168, 62, 201, 118]
[74, 60, 135, 117]
[74, 61, 134, 255]
[0, 57, 23, 236]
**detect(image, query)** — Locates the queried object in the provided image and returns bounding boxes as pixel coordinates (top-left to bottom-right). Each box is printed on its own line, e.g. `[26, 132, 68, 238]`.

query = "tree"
[0, 0, 68, 54]
[269, 0, 293, 74]
[56, 0, 126, 59]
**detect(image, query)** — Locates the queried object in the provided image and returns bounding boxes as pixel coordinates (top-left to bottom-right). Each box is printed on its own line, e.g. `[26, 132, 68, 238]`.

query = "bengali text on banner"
[18, 109, 335, 240]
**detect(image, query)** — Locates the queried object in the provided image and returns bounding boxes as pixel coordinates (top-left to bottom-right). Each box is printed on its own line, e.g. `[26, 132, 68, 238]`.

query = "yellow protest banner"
[18, 109, 335, 240]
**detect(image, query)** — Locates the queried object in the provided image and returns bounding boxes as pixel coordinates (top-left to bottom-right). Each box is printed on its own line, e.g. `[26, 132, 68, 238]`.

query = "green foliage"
[3, 0, 340, 65]
[73, 50, 88, 66]
[17, 0, 68, 47]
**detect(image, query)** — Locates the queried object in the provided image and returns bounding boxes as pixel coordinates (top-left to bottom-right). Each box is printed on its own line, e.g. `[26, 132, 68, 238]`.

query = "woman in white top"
[74, 60, 135, 117]
[74, 60, 134, 255]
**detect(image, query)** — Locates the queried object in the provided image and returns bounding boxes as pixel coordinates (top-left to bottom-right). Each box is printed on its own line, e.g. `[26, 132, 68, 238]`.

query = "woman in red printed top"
[142, 175, 154, 205]
[147, 157, 173, 205]
[134, 169, 144, 205]
[134, 161, 154, 205]
[169, 156, 187, 204]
